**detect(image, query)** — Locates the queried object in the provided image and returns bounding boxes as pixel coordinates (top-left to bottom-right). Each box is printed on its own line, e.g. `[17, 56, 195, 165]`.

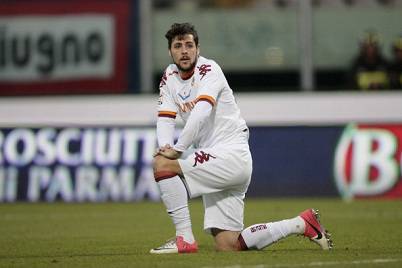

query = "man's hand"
[158, 147, 182, 160]
[154, 144, 182, 160]
[153, 144, 171, 157]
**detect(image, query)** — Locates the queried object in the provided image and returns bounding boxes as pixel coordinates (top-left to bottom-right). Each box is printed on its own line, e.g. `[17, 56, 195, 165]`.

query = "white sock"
[240, 216, 305, 249]
[157, 176, 195, 243]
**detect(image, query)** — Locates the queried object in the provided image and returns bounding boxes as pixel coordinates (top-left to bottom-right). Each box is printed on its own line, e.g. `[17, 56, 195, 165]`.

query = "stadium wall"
[1, 92, 402, 202]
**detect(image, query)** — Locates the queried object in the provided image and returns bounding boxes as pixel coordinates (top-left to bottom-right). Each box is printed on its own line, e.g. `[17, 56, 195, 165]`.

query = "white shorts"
[178, 141, 252, 233]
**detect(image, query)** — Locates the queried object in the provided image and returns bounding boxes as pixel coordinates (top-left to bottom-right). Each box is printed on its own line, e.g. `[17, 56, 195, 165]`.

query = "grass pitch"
[1, 198, 402, 268]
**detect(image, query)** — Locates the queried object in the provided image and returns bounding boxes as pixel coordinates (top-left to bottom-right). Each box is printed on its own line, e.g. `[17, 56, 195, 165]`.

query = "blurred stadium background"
[0, 1, 402, 211]
[1, 1, 402, 267]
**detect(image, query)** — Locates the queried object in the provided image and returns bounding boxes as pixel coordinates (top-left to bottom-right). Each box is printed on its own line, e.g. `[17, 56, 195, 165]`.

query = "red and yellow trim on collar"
[196, 95, 216, 107]
[158, 111, 177, 119]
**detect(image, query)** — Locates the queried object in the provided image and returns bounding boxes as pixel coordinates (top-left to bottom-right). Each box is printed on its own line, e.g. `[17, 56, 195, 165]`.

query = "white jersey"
[158, 56, 248, 149]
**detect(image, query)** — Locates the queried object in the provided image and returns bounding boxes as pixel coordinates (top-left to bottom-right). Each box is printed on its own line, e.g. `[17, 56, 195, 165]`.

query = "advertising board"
[0, 127, 159, 202]
[248, 126, 342, 197]
[249, 124, 402, 199]
[2, 124, 402, 202]
[0, 0, 130, 95]
[1, 93, 402, 202]
[334, 124, 402, 199]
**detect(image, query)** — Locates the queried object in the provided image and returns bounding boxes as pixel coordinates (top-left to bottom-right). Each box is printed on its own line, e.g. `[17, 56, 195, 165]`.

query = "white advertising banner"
[0, 15, 114, 82]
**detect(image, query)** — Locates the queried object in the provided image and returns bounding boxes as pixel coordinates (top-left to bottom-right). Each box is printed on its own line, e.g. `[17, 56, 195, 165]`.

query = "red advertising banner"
[0, 0, 130, 95]
[334, 124, 402, 199]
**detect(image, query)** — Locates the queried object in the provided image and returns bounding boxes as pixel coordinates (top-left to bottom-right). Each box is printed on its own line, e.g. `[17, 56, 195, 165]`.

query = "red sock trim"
[154, 171, 177, 182]
[237, 234, 248, 251]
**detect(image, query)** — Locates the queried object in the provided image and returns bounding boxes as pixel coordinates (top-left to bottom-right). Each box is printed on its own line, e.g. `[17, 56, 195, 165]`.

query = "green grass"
[1, 198, 402, 267]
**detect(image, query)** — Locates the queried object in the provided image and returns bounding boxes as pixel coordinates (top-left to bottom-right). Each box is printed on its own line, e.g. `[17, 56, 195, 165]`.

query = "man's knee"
[153, 155, 181, 182]
[212, 229, 242, 252]
[153, 155, 168, 172]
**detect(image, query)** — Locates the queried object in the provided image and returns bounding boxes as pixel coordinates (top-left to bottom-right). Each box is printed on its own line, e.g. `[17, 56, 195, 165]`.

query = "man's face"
[169, 34, 199, 73]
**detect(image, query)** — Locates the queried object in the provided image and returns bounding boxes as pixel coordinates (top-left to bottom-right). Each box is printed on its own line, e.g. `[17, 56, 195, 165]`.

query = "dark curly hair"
[165, 23, 199, 49]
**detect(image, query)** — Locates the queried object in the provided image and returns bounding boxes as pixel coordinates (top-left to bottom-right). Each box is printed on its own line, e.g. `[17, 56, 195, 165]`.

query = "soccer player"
[151, 22, 333, 253]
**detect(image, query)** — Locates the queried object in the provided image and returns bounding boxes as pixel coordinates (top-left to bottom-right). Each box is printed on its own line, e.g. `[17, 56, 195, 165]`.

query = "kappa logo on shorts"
[193, 151, 216, 167]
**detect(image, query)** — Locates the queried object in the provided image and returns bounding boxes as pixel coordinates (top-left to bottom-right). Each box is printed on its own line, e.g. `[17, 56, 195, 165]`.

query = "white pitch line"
[202, 258, 402, 268]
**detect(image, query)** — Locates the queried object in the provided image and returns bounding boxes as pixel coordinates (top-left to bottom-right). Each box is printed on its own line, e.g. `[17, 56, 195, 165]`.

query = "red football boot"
[150, 236, 198, 254]
[299, 208, 333, 250]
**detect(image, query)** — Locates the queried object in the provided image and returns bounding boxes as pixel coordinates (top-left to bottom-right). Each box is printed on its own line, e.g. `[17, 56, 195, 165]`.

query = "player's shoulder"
[195, 56, 223, 78]
[164, 64, 180, 78]
[159, 64, 179, 89]
[197, 56, 221, 69]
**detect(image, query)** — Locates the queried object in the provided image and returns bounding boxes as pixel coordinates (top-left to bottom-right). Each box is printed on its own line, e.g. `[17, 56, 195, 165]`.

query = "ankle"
[176, 229, 195, 244]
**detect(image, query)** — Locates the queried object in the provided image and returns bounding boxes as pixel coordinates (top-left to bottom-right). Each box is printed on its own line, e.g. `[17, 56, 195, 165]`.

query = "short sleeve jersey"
[158, 56, 247, 149]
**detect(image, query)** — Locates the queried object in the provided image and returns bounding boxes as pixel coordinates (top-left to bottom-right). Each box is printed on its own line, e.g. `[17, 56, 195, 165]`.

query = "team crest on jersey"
[197, 64, 211, 80]
[193, 151, 216, 167]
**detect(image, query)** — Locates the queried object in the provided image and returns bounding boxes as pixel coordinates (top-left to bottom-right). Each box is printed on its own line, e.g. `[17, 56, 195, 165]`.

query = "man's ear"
[168, 50, 172, 57]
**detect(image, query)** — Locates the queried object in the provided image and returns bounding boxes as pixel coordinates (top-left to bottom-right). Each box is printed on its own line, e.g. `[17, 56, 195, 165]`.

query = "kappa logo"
[197, 64, 211, 80]
[193, 151, 216, 167]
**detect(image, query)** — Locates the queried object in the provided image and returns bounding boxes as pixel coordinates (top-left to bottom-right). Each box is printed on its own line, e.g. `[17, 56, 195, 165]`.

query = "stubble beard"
[174, 58, 197, 73]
